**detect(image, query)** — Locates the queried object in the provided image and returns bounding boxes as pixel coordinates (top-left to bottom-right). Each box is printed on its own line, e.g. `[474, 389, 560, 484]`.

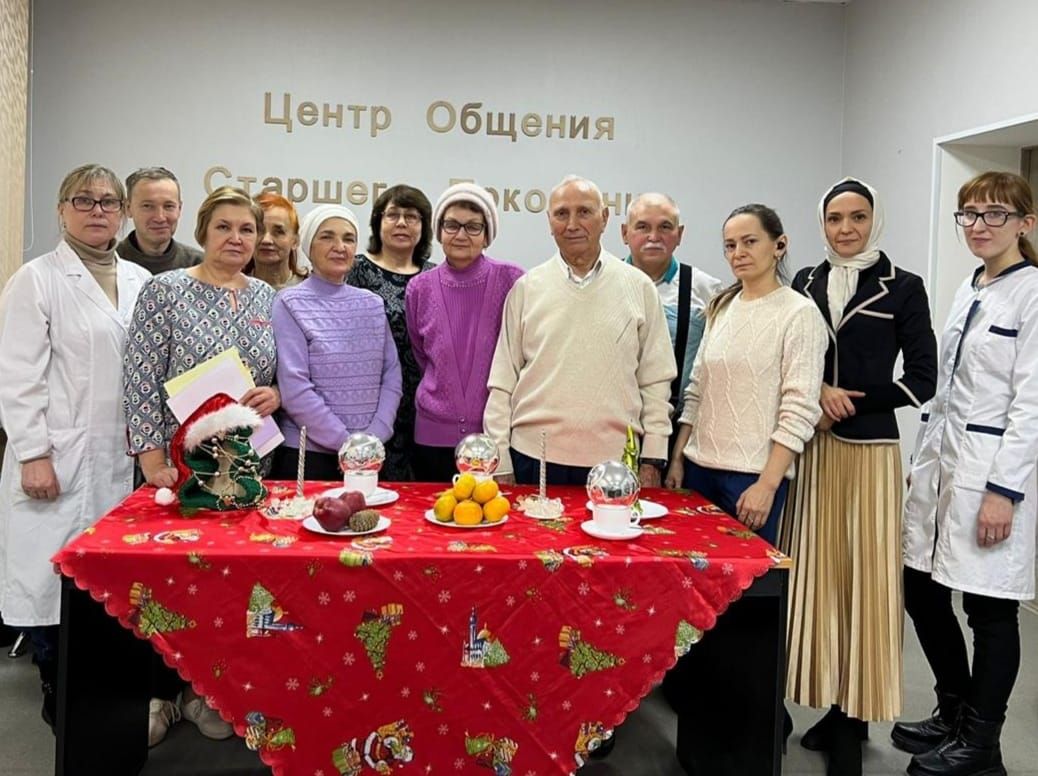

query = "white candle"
[539, 431, 547, 499]
[297, 426, 307, 497]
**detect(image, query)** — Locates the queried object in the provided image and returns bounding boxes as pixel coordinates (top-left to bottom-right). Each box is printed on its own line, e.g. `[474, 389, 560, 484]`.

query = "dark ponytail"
[707, 203, 789, 322]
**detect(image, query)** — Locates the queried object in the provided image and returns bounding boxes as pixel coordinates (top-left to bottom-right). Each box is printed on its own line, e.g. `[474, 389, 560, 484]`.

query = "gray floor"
[2, 605, 1036, 775]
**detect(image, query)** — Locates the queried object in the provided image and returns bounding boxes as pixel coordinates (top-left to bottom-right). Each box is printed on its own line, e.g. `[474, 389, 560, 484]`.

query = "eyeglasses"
[382, 209, 422, 226]
[442, 219, 485, 236]
[954, 210, 1022, 228]
[66, 196, 123, 213]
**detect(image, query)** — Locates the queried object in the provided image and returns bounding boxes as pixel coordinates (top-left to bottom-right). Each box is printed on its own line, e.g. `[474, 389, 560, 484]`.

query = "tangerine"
[452, 473, 477, 500]
[453, 500, 484, 526]
[483, 495, 509, 523]
[472, 479, 499, 505]
[433, 493, 457, 522]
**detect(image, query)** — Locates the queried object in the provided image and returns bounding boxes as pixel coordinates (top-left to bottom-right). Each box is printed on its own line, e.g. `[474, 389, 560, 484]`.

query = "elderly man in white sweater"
[485, 175, 677, 488]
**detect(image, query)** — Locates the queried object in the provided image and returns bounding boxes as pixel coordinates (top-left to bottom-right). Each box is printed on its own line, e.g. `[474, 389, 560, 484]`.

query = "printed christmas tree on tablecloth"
[355, 604, 403, 678]
[675, 619, 704, 658]
[129, 582, 195, 637]
[559, 625, 624, 678]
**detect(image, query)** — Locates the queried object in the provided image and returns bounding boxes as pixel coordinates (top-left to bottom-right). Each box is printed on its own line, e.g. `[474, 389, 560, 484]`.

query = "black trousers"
[903, 567, 1020, 720]
[412, 444, 457, 484]
[512, 448, 591, 486]
[270, 447, 343, 482]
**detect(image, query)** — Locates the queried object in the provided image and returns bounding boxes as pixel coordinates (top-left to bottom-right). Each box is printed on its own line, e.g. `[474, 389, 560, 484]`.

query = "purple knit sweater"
[273, 274, 402, 454]
[405, 254, 524, 447]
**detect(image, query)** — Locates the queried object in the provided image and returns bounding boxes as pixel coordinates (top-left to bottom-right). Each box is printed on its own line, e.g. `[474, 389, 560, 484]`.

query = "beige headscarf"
[818, 177, 884, 324]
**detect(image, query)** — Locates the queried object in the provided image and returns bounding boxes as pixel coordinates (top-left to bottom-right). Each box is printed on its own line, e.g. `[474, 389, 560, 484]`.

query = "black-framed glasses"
[442, 219, 485, 236]
[382, 209, 421, 226]
[66, 196, 123, 213]
[954, 210, 1022, 228]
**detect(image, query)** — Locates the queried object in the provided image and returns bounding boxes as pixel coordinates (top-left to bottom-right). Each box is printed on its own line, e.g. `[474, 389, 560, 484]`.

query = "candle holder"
[517, 430, 563, 519]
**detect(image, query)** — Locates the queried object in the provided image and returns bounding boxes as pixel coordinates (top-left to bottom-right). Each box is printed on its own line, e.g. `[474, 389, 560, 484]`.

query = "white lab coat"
[0, 242, 151, 625]
[904, 262, 1038, 600]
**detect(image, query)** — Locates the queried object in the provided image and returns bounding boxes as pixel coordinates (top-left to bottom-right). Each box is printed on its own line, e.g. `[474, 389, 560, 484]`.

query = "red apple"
[339, 491, 367, 515]
[314, 496, 351, 532]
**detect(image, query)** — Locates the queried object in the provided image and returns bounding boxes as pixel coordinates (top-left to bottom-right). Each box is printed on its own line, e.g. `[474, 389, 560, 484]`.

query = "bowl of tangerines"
[426, 473, 510, 528]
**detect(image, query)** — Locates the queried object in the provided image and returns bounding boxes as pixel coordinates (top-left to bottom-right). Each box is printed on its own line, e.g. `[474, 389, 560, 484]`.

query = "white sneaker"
[181, 686, 233, 740]
[148, 698, 181, 747]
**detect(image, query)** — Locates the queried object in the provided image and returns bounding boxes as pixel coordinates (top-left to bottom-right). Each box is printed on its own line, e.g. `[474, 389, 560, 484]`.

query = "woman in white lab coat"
[898, 171, 1038, 776]
[0, 164, 151, 730]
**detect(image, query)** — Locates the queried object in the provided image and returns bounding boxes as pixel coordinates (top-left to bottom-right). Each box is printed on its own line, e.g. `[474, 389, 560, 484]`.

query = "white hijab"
[818, 177, 885, 324]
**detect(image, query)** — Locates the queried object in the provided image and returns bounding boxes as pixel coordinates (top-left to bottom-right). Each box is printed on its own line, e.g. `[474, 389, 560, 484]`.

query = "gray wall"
[23, 0, 846, 276]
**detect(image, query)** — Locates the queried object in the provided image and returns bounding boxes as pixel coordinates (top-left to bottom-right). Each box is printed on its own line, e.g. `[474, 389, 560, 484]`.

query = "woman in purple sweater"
[405, 183, 524, 482]
[271, 205, 402, 481]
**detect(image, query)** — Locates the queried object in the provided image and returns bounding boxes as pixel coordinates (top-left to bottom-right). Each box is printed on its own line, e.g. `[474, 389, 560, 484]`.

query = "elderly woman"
[123, 185, 279, 745]
[347, 184, 434, 481]
[0, 164, 151, 730]
[405, 183, 524, 482]
[782, 179, 937, 776]
[271, 205, 402, 481]
[246, 192, 307, 290]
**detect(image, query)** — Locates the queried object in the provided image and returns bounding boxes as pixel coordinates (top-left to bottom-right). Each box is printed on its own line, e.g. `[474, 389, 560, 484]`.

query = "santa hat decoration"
[170, 393, 267, 512]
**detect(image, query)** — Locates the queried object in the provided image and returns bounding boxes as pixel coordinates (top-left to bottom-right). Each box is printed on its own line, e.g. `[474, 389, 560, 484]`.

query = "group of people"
[0, 162, 1034, 776]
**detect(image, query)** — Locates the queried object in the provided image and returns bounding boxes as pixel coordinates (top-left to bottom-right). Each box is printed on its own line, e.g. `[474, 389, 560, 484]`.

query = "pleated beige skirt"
[780, 432, 903, 721]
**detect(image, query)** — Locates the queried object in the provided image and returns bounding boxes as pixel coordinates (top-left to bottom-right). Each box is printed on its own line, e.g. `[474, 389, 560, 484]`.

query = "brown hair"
[125, 166, 180, 201]
[707, 204, 789, 323]
[367, 184, 433, 264]
[58, 164, 125, 205]
[958, 171, 1036, 266]
[194, 186, 264, 247]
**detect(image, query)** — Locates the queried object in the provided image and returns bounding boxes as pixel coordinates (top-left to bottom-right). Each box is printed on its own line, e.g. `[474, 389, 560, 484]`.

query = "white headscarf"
[298, 204, 361, 267]
[818, 177, 884, 324]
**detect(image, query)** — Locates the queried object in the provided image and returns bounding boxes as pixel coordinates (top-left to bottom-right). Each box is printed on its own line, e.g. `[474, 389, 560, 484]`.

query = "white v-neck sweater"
[484, 253, 677, 474]
[679, 286, 827, 477]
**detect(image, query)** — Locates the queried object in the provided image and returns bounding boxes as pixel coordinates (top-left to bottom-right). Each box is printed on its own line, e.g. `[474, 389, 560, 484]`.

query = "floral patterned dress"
[123, 270, 277, 455]
[347, 255, 434, 481]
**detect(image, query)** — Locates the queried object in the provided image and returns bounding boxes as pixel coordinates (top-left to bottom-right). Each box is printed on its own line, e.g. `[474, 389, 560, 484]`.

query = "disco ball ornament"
[586, 460, 640, 507]
[338, 432, 385, 473]
[454, 433, 500, 476]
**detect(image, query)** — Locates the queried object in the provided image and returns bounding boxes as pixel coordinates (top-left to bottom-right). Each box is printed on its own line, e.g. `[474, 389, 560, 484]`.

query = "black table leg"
[57, 579, 150, 776]
[673, 568, 788, 776]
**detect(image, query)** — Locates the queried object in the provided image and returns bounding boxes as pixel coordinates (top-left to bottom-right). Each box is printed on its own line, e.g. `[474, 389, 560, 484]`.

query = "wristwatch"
[640, 458, 668, 470]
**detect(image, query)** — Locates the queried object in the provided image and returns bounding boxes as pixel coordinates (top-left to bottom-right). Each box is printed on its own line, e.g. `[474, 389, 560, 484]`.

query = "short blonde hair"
[194, 186, 264, 247]
[58, 164, 125, 205]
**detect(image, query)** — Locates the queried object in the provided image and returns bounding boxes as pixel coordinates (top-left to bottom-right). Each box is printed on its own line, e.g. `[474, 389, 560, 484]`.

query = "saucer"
[424, 510, 509, 529]
[580, 520, 644, 541]
[301, 515, 391, 537]
[321, 486, 400, 507]
[584, 499, 667, 519]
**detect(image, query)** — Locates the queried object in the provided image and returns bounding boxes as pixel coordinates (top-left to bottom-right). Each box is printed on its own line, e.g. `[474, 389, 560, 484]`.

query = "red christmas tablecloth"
[55, 482, 786, 776]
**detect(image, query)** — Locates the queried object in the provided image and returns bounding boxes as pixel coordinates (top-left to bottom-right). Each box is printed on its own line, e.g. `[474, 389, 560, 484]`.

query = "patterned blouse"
[347, 255, 434, 481]
[123, 270, 278, 454]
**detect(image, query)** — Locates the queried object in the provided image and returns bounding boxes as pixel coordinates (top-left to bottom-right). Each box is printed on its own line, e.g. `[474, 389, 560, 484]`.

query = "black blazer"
[792, 253, 937, 442]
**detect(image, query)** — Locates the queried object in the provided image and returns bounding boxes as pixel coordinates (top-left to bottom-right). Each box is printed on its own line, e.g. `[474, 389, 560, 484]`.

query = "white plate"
[301, 515, 391, 537]
[321, 486, 400, 507]
[580, 520, 644, 541]
[423, 509, 509, 529]
[584, 499, 668, 519]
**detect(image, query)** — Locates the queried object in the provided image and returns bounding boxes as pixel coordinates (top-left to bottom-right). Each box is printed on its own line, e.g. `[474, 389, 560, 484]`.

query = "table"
[54, 482, 788, 776]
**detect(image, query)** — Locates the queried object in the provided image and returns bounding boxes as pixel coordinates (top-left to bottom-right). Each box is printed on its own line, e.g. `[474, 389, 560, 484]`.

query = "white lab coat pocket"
[953, 425, 1002, 491]
[48, 426, 87, 495]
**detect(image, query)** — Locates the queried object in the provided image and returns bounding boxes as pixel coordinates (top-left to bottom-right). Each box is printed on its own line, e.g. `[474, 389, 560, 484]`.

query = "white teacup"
[344, 470, 378, 497]
[452, 472, 491, 485]
[592, 504, 640, 535]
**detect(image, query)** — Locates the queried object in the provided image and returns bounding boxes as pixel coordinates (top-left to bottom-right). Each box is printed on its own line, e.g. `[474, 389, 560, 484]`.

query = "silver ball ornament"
[454, 433, 500, 476]
[338, 432, 385, 473]
[586, 460, 640, 507]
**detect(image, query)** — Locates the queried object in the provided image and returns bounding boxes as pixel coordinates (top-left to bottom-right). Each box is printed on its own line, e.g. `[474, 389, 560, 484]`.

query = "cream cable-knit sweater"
[485, 252, 677, 475]
[679, 286, 826, 478]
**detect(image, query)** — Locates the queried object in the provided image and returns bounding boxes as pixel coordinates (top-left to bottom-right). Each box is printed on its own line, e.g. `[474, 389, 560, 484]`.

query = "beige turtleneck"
[65, 232, 118, 306]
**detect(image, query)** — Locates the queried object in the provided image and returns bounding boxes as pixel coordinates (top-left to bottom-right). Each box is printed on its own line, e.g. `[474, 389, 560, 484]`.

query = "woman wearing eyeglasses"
[897, 172, 1038, 776]
[348, 184, 434, 481]
[0, 164, 151, 730]
[404, 184, 524, 481]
